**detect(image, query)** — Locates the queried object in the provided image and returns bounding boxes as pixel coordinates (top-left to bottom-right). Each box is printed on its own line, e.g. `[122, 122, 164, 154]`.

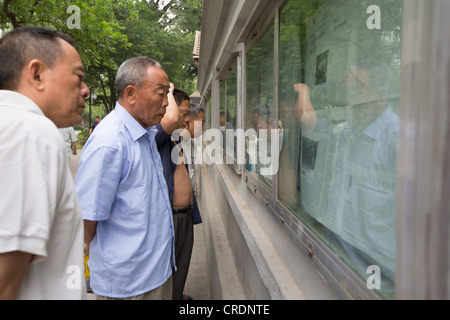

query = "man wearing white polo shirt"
[0, 26, 89, 299]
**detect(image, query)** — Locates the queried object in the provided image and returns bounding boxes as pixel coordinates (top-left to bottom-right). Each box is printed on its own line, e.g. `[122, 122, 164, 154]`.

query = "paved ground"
[69, 149, 210, 300]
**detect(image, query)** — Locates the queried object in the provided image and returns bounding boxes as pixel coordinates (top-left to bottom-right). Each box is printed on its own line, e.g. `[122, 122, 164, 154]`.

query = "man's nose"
[81, 82, 90, 99]
[162, 94, 169, 108]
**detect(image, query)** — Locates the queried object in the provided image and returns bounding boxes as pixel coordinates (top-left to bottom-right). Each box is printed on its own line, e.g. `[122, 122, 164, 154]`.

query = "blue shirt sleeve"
[75, 145, 123, 221]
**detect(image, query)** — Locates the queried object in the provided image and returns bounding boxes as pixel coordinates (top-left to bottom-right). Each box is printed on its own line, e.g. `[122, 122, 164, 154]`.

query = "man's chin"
[56, 114, 82, 128]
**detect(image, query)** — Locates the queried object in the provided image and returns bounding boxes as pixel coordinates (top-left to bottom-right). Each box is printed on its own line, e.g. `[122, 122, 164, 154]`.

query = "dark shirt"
[155, 124, 202, 225]
[91, 121, 99, 132]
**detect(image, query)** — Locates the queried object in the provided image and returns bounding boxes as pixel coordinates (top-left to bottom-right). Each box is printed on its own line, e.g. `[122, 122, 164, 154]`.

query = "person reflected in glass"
[278, 83, 317, 206]
[247, 103, 278, 179]
[325, 62, 399, 284]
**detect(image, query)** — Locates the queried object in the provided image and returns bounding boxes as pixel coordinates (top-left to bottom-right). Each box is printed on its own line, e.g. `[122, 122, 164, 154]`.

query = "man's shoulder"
[1, 92, 65, 146]
[155, 124, 173, 149]
[21, 109, 63, 148]
[84, 114, 140, 159]
[88, 112, 124, 142]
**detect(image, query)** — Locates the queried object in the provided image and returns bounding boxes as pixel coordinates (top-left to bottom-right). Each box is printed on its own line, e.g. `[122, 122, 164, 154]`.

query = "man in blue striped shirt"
[75, 57, 176, 299]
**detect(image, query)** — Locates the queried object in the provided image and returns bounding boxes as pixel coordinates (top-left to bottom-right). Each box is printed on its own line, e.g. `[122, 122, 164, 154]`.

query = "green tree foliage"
[0, 0, 202, 118]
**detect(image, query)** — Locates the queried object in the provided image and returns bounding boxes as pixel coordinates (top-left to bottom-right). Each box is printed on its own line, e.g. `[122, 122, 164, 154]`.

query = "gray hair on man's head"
[189, 103, 204, 119]
[115, 56, 162, 98]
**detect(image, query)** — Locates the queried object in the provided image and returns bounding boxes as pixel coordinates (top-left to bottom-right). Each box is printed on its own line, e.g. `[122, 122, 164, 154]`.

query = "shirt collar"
[363, 105, 395, 141]
[0, 90, 45, 117]
[147, 125, 158, 140]
[115, 102, 148, 142]
[341, 105, 395, 141]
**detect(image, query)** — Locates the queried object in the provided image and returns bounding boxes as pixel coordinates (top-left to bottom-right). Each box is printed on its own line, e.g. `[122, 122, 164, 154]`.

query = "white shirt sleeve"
[69, 127, 77, 143]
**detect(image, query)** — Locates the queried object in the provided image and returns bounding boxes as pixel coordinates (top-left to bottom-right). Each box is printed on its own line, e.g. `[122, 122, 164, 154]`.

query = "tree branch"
[3, 0, 21, 28]
[98, 74, 110, 115]
[29, 0, 42, 21]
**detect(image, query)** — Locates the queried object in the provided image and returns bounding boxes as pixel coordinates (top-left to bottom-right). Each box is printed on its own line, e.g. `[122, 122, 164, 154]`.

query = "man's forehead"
[191, 113, 205, 121]
[58, 38, 81, 62]
[179, 102, 190, 110]
[56, 41, 85, 75]
[146, 66, 169, 87]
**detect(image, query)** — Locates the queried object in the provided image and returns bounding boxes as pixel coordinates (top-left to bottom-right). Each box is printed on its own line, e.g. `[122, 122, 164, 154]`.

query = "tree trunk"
[3, 0, 21, 29]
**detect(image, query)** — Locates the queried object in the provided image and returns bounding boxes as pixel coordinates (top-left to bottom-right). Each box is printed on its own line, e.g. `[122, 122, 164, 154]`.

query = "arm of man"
[75, 142, 123, 249]
[76, 146, 122, 217]
[160, 83, 180, 135]
[83, 220, 97, 255]
[68, 128, 78, 155]
[294, 83, 317, 133]
[0, 251, 33, 300]
[71, 142, 77, 155]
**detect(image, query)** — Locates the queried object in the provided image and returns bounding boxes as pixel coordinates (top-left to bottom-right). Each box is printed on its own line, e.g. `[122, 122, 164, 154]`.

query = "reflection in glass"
[277, 0, 402, 299]
[222, 67, 238, 163]
[246, 24, 275, 189]
[220, 80, 226, 128]
[206, 99, 212, 130]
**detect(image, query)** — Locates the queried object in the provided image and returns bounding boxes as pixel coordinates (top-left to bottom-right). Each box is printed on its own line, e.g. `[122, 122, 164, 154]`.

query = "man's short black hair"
[0, 26, 74, 90]
[173, 89, 190, 106]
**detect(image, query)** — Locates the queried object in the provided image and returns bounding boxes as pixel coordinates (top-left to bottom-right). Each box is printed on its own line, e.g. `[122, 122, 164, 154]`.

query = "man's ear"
[24, 59, 47, 91]
[124, 85, 137, 105]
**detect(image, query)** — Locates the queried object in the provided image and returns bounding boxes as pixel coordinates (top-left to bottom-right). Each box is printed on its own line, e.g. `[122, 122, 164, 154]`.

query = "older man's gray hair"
[115, 56, 162, 98]
[188, 103, 205, 119]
